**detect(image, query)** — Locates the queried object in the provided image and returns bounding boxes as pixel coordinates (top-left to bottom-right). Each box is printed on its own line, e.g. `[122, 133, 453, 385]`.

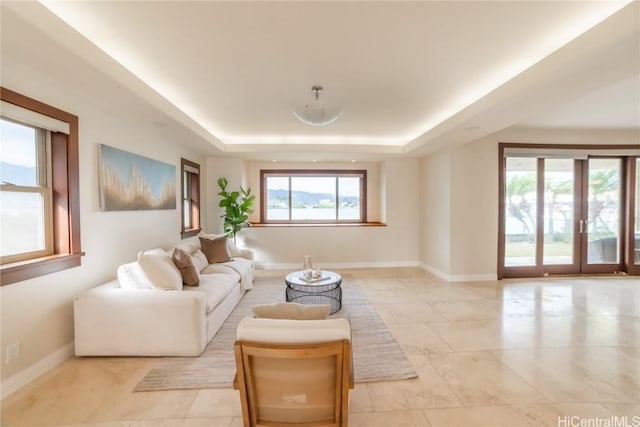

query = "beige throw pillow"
[172, 248, 200, 286]
[252, 302, 330, 320]
[199, 235, 231, 263]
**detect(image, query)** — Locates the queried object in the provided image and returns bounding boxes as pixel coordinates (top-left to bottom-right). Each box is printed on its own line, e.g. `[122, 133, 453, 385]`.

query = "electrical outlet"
[6, 342, 20, 363]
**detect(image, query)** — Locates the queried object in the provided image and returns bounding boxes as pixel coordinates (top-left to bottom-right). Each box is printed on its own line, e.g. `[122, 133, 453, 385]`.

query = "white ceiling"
[2, 1, 639, 159]
[520, 75, 639, 129]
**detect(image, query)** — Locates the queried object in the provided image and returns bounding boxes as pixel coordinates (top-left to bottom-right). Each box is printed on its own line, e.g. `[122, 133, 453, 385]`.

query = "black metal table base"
[285, 285, 342, 315]
[284, 273, 343, 315]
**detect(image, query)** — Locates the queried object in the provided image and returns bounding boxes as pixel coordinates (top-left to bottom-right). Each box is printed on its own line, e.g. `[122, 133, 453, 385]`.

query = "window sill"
[0, 252, 84, 286]
[250, 222, 387, 228]
[181, 228, 201, 239]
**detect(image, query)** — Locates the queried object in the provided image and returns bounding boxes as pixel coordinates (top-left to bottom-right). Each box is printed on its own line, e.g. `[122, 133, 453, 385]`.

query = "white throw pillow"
[237, 318, 351, 344]
[191, 249, 209, 272]
[137, 250, 183, 290]
[173, 241, 199, 255]
[117, 262, 152, 290]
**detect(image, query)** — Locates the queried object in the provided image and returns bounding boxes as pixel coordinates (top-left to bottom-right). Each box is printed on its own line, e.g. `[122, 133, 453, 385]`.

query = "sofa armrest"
[238, 248, 254, 260]
[74, 281, 208, 356]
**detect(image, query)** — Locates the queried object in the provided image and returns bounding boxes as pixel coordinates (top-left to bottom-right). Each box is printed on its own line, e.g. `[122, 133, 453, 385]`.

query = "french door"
[499, 150, 639, 278]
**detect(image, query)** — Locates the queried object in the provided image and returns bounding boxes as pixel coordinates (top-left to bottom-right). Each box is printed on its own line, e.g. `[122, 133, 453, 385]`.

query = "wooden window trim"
[625, 156, 640, 275]
[180, 158, 201, 238]
[0, 87, 83, 286]
[259, 169, 368, 224]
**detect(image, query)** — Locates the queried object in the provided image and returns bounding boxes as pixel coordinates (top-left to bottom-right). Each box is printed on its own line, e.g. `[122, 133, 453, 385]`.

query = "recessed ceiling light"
[351, 160, 356, 163]
[312, 159, 317, 162]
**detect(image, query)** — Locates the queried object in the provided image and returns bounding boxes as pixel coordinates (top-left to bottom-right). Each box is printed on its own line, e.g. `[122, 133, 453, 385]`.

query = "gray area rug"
[134, 275, 417, 392]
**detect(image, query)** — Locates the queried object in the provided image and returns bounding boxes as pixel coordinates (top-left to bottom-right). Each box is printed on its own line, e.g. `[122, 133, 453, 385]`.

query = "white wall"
[420, 127, 640, 281]
[419, 150, 451, 277]
[0, 10, 207, 392]
[449, 139, 499, 280]
[205, 157, 420, 268]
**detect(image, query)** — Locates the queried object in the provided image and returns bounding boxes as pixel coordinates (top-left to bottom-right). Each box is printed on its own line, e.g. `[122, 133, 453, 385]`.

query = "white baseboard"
[1, 342, 74, 400]
[420, 263, 450, 281]
[420, 263, 497, 282]
[256, 261, 421, 270]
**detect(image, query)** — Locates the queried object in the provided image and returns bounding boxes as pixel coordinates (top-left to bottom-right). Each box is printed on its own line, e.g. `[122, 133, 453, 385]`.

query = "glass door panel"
[543, 159, 575, 265]
[635, 158, 640, 266]
[586, 158, 621, 265]
[505, 157, 537, 266]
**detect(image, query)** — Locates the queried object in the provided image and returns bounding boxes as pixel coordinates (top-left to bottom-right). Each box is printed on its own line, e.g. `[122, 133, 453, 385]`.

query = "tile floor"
[1, 267, 638, 426]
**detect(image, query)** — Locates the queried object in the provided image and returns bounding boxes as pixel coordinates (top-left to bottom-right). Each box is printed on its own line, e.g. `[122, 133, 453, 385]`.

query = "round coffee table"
[284, 270, 342, 314]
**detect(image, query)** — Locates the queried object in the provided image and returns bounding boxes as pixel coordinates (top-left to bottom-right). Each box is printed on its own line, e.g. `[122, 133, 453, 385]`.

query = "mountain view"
[267, 189, 359, 207]
[0, 162, 37, 186]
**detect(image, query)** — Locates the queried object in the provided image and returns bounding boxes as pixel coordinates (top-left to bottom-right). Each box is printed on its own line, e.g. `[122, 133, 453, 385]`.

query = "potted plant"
[217, 177, 255, 243]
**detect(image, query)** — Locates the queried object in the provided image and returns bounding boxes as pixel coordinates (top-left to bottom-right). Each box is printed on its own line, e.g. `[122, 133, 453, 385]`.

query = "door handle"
[579, 219, 587, 234]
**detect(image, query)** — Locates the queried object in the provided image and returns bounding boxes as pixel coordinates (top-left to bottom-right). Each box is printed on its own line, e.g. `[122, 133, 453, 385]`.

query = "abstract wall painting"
[98, 144, 176, 211]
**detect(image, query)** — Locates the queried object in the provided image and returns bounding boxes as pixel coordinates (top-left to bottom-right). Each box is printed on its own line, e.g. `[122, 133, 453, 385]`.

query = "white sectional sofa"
[74, 234, 254, 357]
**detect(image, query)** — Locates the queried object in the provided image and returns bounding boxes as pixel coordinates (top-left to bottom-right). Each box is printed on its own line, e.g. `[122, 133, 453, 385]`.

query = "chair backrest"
[234, 318, 352, 427]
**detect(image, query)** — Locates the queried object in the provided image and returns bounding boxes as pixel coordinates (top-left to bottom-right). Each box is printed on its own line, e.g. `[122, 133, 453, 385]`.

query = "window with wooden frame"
[181, 158, 201, 238]
[0, 87, 82, 286]
[0, 117, 53, 264]
[260, 170, 367, 224]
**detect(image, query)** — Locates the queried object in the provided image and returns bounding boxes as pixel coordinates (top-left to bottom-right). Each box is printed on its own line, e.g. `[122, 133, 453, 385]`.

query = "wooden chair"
[233, 317, 354, 427]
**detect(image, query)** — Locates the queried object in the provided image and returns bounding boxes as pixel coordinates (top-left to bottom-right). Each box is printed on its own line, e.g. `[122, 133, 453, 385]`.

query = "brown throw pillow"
[199, 235, 231, 264]
[172, 248, 200, 286]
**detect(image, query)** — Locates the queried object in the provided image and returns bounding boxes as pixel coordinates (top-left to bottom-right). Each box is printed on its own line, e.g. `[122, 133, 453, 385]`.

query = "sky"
[0, 119, 37, 168]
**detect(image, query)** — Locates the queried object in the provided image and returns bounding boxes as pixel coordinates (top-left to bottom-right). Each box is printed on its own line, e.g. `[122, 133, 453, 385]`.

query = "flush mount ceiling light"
[293, 85, 342, 126]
